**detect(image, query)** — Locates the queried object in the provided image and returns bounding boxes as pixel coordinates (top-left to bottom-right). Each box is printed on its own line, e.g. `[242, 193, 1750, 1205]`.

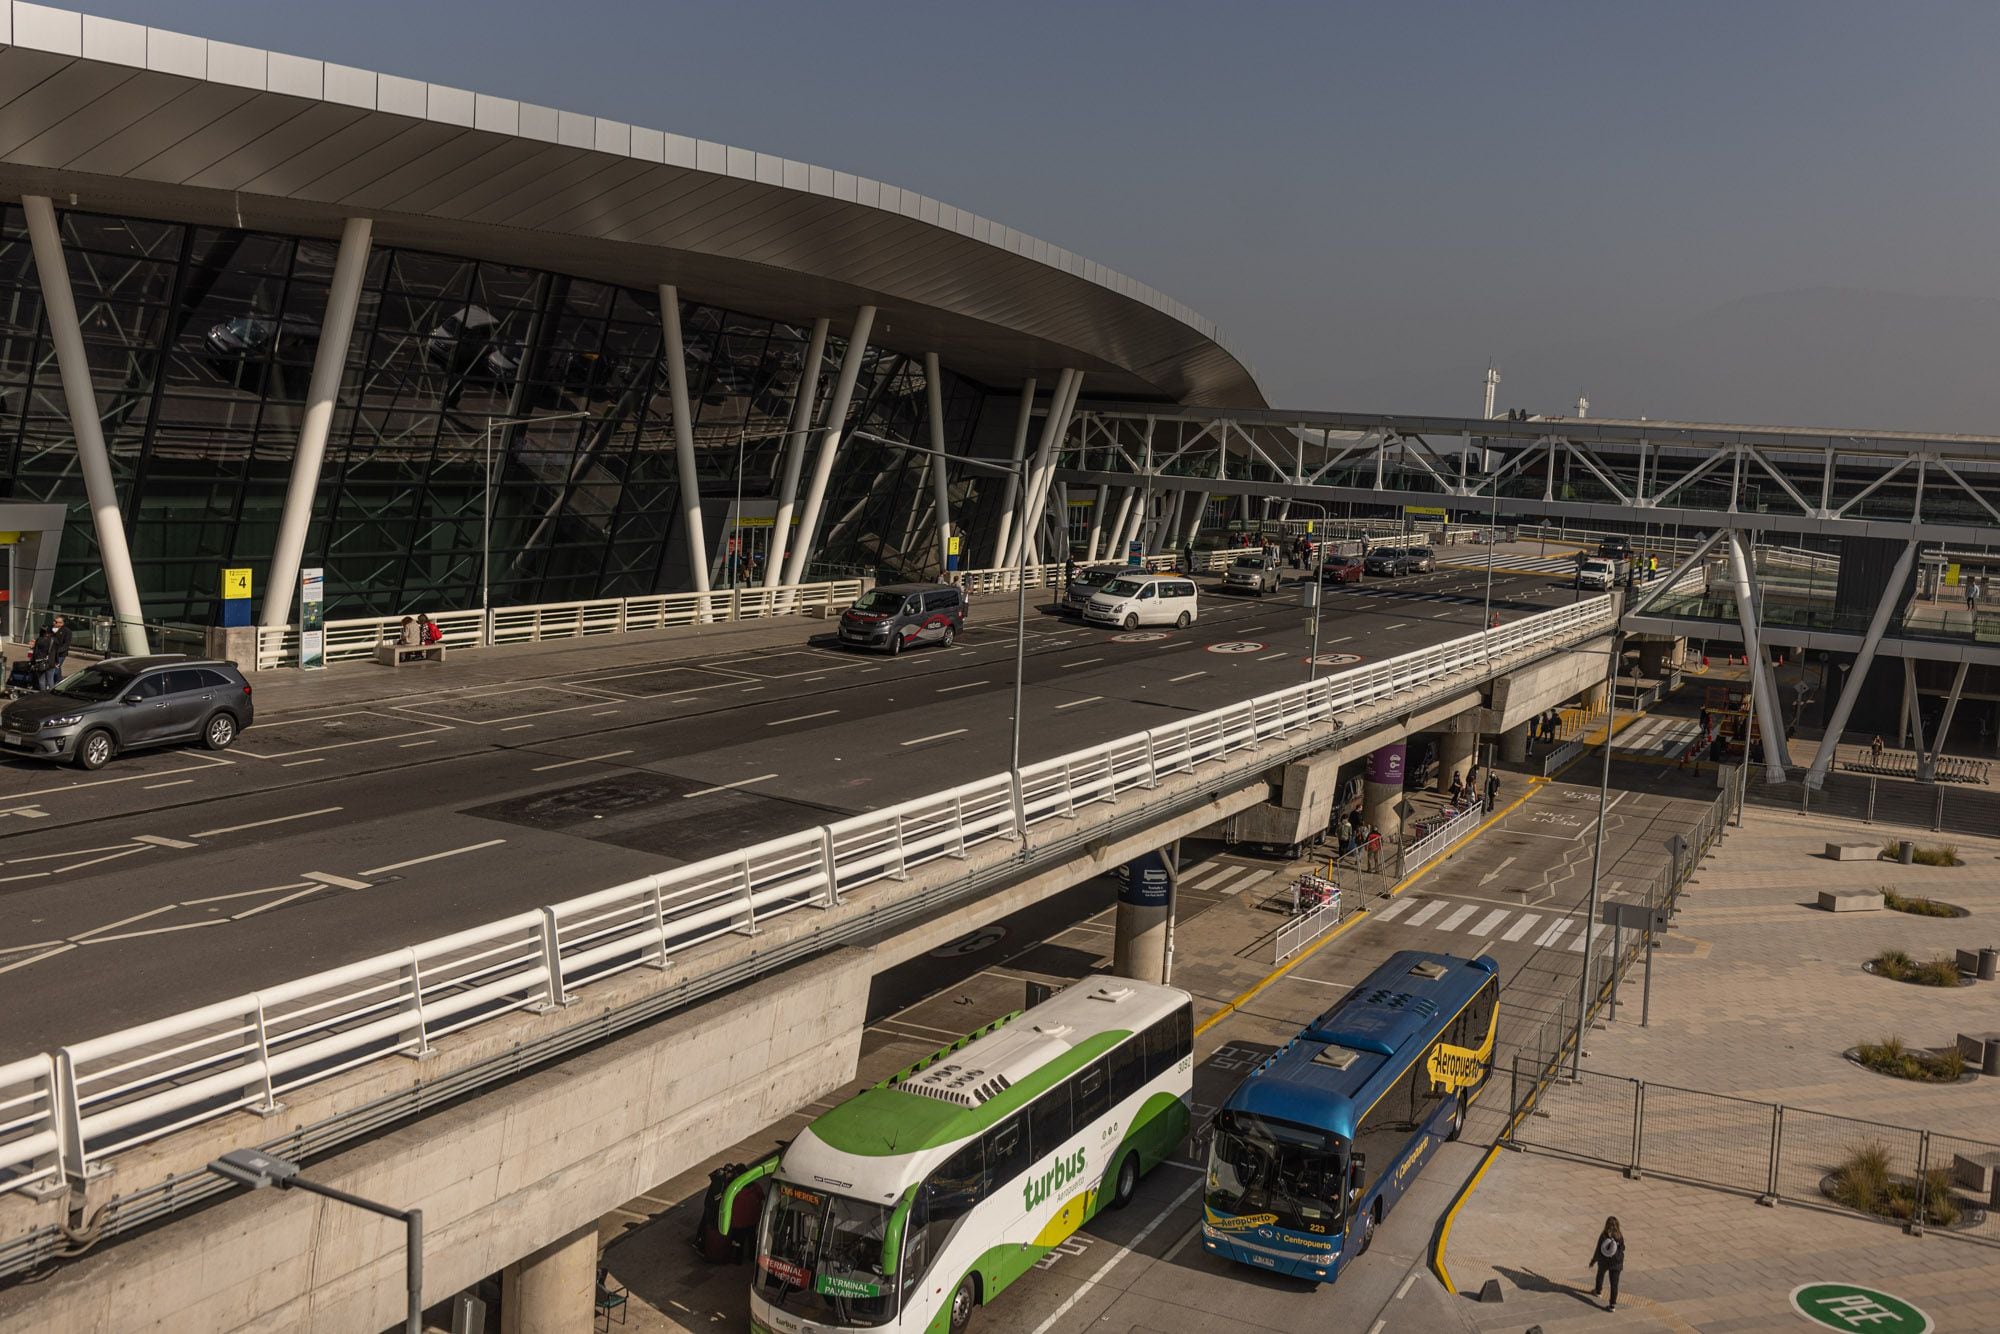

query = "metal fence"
[1750, 769, 2000, 837]
[1271, 801, 1491, 964]
[1507, 1066, 1999, 1245]
[0, 592, 1619, 1212]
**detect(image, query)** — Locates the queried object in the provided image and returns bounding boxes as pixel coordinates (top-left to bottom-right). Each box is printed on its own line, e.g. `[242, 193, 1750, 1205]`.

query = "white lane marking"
[1238, 624, 1269, 632]
[1373, 897, 1417, 922]
[1168, 670, 1207, 683]
[229, 886, 329, 920]
[1436, 904, 1478, 931]
[1027, 1175, 1205, 1334]
[1256, 651, 1289, 661]
[802, 677, 826, 683]
[937, 680, 988, 693]
[399, 740, 436, 748]
[1478, 855, 1518, 887]
[1470, 909, 1510, 936]
[0, 944, 74, 976]
[591, 709, 620, 716]
[532, 750, 634, 772]
[54, 847, 148, 875]
[282, 758, 325, 767]
[1056, 696, 1102, 710]
[71, 904, 180, 940]
[1322, 636, 1353, 645]
[82, 921, 222, 943]
[501, 724, 534, 732]
[1536, 918, 1572, 947]
[1202, 866, 1253, 893]
[1383, 622, 1409, 629]
[188, 806, 344, 839]
[665, 697, 698, 705]
[1431, 609, 1454, 618]
[1502, 913, 1541, 942]
[302, 871, 371, 891]
[901, 728, 968, 747]
[1570, 927, 1589, 952]
[1064, 657, 1105, 668]
[683, 773, 778, 798]
[766, 710, 838, 727]
[185, 881, 313, 905]
[362, 839, 507, 875]
[1224, 869, 1273, 897]
[1398, 1270, 1420, 1300]
[143, 780, 195, 790]
[132, 834, 197, 849]
[1280, 974, 1352, 988]
[1404, 899, 1447, 926]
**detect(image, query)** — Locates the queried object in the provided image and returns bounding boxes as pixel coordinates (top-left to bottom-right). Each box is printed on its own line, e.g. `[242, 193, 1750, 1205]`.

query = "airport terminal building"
[0, 2, 1260, 637]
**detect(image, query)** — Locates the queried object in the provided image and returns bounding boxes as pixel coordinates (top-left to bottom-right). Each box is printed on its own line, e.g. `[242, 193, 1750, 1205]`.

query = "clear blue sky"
[70, 2, 2000, 427]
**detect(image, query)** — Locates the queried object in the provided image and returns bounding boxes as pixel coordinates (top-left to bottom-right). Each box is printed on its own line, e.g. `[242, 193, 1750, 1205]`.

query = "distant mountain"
[1356, 288, 2000, 435]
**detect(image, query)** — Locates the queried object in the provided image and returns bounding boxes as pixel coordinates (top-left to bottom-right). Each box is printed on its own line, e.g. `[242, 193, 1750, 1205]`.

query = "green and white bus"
[736, 977, 1193, 1333]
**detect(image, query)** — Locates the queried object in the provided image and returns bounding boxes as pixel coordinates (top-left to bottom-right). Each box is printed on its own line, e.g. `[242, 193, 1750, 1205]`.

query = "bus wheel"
[948, 1274, 977, 1332]
[1358, 1201, 1380, 1255]
[1111, 1153, 1140, 1209]
[1449, 1093, 1467, 1141]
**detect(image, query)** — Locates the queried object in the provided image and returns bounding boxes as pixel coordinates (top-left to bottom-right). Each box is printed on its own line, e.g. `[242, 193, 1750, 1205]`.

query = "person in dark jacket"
[1589, 1215, 1625, 1310]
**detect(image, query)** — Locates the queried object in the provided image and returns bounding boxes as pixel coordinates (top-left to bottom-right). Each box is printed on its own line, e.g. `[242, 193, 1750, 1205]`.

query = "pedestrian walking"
[1869, 734, 1885, 765]
[1588, 1215, 1626, 1311]
[1063, 557, 1076, 601]
[1183, 541, 1195, 574]
[1484, 771, 1500, 813]
[29, 623, 57, 691]
[44, 615, 70, 689]
[1966, 578, 1978, 612]
[1364, 825, 1382, 873]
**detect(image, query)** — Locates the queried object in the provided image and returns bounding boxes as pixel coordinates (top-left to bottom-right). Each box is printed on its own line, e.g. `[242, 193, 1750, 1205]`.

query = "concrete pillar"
[988, 377, 1037, 569]
[1362, 743, 1406, 846]
[762, 316, 830, 588]
[501, 1224, 597, 1334]
[924, 352, 954, 574]
[659, 285, 713, 602]
[1114, 847, 1175, 984]
[781, 305, 877, 588]
[1500, 722, 1531, 764]
[1581, 680, 1610, 714]
[1635, 637, 1680, 678]
[1437, 731, 1477, 791]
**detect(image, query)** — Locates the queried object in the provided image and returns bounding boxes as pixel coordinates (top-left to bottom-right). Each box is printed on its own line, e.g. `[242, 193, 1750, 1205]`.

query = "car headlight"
[40, 715, 83, 729]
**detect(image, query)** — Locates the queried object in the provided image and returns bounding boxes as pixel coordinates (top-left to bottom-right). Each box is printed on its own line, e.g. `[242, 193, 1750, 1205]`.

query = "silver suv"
[1224, 555, 1281, 596]
[0, 656, 254, 770]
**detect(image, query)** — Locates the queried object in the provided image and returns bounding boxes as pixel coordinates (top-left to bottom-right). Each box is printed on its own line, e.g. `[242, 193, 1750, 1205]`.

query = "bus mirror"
[1347, 1155, 1364, 1192]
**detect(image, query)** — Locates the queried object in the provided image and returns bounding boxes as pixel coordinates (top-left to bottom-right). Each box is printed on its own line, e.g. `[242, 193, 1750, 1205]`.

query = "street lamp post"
[480, 409, 593, 647]
[1286, 500, 1334, 681]
[1573, 627, 1624, 1079]
[210, 1149, 422, 1334]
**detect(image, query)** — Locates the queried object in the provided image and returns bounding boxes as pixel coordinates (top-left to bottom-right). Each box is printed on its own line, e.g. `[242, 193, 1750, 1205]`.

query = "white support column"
[1152, 491, 1183, 555]
[1103, 488, 1135, 562]
[1926, 660, 1969, 781]
[1727, 531, 1789, 782]
[1903, 658, 1928, 760]
[1181, 491, 1208, 548]
[1804, 538, 1915, 788]
[1011, 369, 1074, 567]
[781, 305, 876, 587]
[659, 286, 712, 601]
[261, 216, 372, 628]
[1085, 484, 1109, 561]
[924, 352, 954, 575]
[762, 316, 830, 587]
[23, 195, 150, 655]
[988, 377, 1036, 569]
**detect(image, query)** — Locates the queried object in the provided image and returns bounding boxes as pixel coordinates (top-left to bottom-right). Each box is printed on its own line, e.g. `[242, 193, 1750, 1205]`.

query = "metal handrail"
[4, 593, 1615, 1199]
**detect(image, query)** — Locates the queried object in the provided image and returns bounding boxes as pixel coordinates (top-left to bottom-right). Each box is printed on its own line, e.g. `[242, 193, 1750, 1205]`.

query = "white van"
[1084, 572, 1200, 629]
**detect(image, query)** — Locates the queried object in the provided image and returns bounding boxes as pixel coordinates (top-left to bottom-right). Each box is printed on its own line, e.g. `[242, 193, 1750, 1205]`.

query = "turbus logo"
[1023, 1147, 1088, 1211]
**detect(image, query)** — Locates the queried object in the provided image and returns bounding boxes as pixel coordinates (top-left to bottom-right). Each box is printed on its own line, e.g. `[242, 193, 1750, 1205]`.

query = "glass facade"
[0, 205, 997, 624]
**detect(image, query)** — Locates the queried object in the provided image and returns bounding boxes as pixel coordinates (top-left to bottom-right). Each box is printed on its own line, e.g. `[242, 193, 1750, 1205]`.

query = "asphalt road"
[0, 565, 1577, 1056]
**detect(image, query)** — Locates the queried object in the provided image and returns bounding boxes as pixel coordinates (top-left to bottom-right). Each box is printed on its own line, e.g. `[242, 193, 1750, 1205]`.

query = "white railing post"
[820, 828, 843, 906]
[950, 792, 969, 858]
[401, 948, 433, 1059]
[1060, 762, 1077, 818]
[1143, 733, 1160, 788]
[737, 859, 760, 934]
[646, 881, 670, 967]
[1008, 771, 1028, 840]
[54, 1051, 90, 1183]
[891, 812, 911, 879]
[249, 1000, 282, 1114]
[536, 908, 568, 1009]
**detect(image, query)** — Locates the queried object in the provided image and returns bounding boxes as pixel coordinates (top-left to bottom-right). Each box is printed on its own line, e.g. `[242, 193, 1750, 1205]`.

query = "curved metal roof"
[0, 1, 1264, 406]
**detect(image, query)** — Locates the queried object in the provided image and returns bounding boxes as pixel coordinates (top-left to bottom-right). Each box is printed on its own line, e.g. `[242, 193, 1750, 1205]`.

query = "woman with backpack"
[1589, 1215, 1625, 1311]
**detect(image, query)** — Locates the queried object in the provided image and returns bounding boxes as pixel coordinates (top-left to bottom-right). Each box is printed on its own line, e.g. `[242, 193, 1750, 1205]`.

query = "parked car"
[1597, 535, 1634, 560]
[1084, 573, 1200, 630]
[1223, 555, 1281, 596]
[1404, 545, 1437, 573]
[0, 656, 253, 770]
[837, 583, 967, 654]
[1364, 546, 1413, 576]
[1064, 565, 1125, 615]
[1575, 557, 1619, 591]
[1319, 554, 1365, 584]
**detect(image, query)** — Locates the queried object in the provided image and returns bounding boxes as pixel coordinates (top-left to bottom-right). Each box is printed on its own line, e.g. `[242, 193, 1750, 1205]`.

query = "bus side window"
[1175, 1003, 1193, 1060]
[1030, 1084, 1073, 1158]
[984, 1115, 1029, 1192]
[1073, 1060, 1111, 1126]
[1142, 1016, 1176, 1081]
[1108, 1039, 1144, 1105]
[900, 1191, 932, 1295]
[928, 1138, 986, 1219]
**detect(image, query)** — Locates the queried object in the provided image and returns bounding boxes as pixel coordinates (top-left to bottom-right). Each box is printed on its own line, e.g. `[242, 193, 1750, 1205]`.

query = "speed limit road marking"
[1206, 641, 1267, 654]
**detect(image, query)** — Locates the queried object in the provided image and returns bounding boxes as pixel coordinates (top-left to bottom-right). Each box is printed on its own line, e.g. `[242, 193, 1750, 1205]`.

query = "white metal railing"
[1274, 898, 1345, 964]
[254, 580, 867, 670]
[1400, 800, 1487, 874]
[15, 592, 1615, 1197]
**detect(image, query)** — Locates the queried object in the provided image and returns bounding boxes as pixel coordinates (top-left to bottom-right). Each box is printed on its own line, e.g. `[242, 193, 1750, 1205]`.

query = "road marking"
[132, 834, 197, 850]
[1256, 650, 1289, 660]
[1569, 927, 1589, 952]
[302, 871, 371, 891]
[282, 758, 325, 767]
[1238, 624, 1269, 632]
[1374, 897, 1416, 921]
[501, 723, 534, 732]
[901, 728, 968, 747]
[532, 750, 634, 772]
[1478, 855, 1518, 886]
[1432, 609, 1454, 618]
[1470, 909, 1510, 935]
[802, 676, 826, 683]
[190, 807, 343, 839]
[1437, 904, 1478, 931]
[399, 740, 436, 748]
[1202, 865, 1253, 893]
[1225, 869, 1272, 897]
[1536, 918, 1572, 947]
[362, 840, 507, 875]
[1064, 657, 1105, 668]
[936, 680, 988, 693]
[1405, 900, 1447, 926]
[1281, 974, 1352, 988]
[1502, 913, 1541, 942]
[591, 709, 621, 716]
[683, 774, 778, 798]
[1322, 636, 1352, 645]
[1169, 671, 1206, 683]
[1383, 622, 1409, 629]
[143, 780, 195, 790]
[1056, 696, 1101, 710]
[767, 710, 838, 726]
[1027, 1176, 1204, 1334]
[1398, 1271, 1421, 1300]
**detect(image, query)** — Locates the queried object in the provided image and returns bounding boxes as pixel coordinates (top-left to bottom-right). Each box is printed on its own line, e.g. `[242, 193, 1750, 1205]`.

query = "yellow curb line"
[1428, 1139, 1503, 1293]
[1195, 780, 1542, 1038]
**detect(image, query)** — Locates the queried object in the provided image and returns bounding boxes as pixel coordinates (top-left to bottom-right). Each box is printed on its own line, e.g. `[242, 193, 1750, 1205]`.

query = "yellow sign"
[1945, 563, 1960, 587]
[735, 516, 798, 529]
[221, 567, 253, 599]
[1305, 521, 1315, 534]
[0, 532, 21, 545]
[1404, 505, 1447, 518]
[948, 535, 962, 555]
[1068, 496, 1093, 507]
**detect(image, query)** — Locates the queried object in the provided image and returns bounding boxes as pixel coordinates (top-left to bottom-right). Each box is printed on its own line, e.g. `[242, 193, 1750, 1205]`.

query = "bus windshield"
[1206, 1110, 1345, 1233]
[755, 1181, 898, 1327]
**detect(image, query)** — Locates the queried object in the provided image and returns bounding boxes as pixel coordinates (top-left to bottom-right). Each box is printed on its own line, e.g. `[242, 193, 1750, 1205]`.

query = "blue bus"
[1201, 950, 1498, 1283]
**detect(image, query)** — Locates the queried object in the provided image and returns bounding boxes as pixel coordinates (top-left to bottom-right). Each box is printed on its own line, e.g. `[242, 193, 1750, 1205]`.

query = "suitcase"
[6, 662, 37, 692]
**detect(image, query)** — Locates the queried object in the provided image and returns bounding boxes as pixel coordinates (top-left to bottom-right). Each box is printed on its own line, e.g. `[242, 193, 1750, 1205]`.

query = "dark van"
[837, 583, 968, 654]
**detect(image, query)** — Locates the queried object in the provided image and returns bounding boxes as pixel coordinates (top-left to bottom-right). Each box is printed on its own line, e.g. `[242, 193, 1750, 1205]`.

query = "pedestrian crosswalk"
[1177, 859, 1277, 899]
[1439, 554, 1583, 575]
[1373, 893, 1596, 951]
[1614, 714, 1701, 758]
